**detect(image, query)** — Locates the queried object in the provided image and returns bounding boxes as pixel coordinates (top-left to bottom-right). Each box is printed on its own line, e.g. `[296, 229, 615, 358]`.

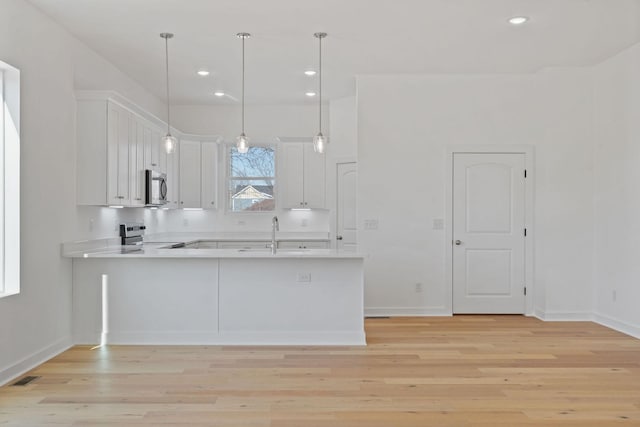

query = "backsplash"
[75, 206, 330, 240]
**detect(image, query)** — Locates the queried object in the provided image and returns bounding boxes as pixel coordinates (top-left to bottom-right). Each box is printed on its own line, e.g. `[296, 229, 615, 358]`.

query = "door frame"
[328, 156, 357, 249]
[445, 145, 535, 315]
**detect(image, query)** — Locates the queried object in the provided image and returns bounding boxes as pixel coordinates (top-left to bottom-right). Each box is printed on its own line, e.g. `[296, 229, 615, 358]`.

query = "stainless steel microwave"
[145, 170, 168, 206]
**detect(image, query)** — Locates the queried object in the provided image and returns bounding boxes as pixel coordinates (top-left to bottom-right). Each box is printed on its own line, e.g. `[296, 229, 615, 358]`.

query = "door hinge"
[524, 228, 527, 237]
[524, 287, 527, 296]
[524, 169, 527, 178]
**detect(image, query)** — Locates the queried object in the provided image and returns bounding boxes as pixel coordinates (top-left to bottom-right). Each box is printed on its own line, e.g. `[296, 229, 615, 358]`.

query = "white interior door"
[337, 162, 357, 251]
[452, 153, 526, 314]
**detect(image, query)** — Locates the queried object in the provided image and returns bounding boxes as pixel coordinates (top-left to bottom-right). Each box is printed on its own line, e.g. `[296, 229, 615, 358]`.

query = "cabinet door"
[165, 141, 180, 208]
[179, 140, 202, 208]
[107, 102, 130, 204]
[128, 118, 145, 206]
[278, 241, 329, 249]
[303, 144, 325, 209]
[218, 241, 271, 249]
[201, 142, 218, 209]
[280, 143, 305, 208]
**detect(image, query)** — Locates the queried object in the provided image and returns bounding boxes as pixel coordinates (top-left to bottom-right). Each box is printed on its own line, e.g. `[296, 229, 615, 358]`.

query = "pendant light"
[160, 32, 176, 154]
[313, 32, 328, 154]
[236, 32, 251, 154]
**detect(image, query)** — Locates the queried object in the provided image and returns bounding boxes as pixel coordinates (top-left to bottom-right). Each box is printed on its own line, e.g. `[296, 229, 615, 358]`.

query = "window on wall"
[1, 60, 20, 298]
[227, 145, 276, 212]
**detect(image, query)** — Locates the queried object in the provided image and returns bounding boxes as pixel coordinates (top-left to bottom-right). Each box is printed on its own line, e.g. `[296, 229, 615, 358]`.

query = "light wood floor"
[1, 316, 639, 426]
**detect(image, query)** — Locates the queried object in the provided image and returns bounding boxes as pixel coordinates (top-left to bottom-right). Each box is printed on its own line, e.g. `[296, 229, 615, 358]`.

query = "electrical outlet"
[89, 219, 94, 232]
[415, 283, 423, 293]
[301, 218, 308, 227]
[364, 219, 379, 230]
[183, 218, 189, 227]
[297, 273, 311, 282]
[433, 219, 444, 230]
[612, 290, 617, 302]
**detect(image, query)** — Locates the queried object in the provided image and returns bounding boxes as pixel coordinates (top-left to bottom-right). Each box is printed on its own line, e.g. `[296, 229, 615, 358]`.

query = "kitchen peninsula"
[64, 234, 365, 346]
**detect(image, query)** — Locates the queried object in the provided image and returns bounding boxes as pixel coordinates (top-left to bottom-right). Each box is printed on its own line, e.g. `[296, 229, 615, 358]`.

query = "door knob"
[454, 240, 462, 245]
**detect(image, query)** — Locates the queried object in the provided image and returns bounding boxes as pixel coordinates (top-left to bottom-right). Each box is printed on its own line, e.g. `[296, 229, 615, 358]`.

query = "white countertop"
[62, 232, 361, 259]
[67, 246, 362, 259]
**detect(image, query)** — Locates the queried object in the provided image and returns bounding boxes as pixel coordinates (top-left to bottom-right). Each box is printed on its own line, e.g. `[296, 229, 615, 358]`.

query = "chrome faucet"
[271, 216, 279, 255]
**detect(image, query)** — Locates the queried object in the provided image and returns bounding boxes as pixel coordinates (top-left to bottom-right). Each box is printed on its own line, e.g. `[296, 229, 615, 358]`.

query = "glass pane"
[230, 146, 275, 178]
[228, 179, 275, 212]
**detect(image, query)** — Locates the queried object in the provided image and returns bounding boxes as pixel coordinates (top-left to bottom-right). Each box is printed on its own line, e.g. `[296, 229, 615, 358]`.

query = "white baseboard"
[79, 331, 367, 346]
[0, 336, 73, 387]
[532, 310, 593, 321]
[365, 307, 451, 317]
[593, 313, 640, 339]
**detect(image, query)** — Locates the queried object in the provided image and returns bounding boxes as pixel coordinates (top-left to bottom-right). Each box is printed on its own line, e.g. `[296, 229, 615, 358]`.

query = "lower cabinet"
[278, 241, 329, 249]
[218, 241, 271, 250]
[72, 257, 365, 345]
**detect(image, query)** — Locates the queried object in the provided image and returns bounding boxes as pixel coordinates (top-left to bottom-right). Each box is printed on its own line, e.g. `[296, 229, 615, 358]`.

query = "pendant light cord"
[164, 36, 171, 135]
[242, 35, 245, 134]
[318, 35, 322, 134]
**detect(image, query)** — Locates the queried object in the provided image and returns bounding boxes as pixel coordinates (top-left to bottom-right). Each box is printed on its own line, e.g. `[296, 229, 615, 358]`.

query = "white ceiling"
[27, 0, 640, 105]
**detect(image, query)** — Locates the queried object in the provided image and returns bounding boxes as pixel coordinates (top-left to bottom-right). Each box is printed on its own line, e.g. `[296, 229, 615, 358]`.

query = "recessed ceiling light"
[305, 92, 317, 97]
[197, 69, 210, 76]
[508, 16, 529, 25]
[304, 70, 317, 76]
[214, 91, 225, 97]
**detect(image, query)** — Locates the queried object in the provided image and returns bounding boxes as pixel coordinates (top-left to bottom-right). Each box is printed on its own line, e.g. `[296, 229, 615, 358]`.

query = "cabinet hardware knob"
[211, 201, 215, 205]
[336, 235, 343, 240]
[455, 240, 462, 246]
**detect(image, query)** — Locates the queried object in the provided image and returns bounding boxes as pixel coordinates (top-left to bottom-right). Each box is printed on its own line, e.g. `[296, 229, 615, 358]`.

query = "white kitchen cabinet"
[280, 143, 325, 209]
[201, 142, 218, 209]
[217, 241, 271, 249]
[77, 99, 133, 206]
[144, 124, 167, 174]
[277, 241, 329, 249]
[128, 118, 146, 206]
[165, 142, 180, 208]
[179, 139, 201, 208]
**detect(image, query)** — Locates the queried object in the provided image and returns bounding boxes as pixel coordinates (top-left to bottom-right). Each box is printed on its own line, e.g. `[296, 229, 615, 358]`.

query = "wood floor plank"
[1, 316, 639, 426]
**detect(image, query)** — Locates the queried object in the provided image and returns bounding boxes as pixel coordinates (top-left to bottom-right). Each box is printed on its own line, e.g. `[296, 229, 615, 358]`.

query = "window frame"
[0, 59, 20, 298]
[225, 142, 277, 214]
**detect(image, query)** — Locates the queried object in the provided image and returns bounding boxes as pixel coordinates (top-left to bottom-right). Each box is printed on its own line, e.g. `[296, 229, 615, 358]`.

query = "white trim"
[445, 145, 535, 315]
[593, 313, 640, 339]
[532, 311, 592, 321]
[329, 157, 357, 249]
[0, 60, 20, 298]
[365, 307, 451, 317]
[0, 337, 73, 387]
[78, 331, 366, 346]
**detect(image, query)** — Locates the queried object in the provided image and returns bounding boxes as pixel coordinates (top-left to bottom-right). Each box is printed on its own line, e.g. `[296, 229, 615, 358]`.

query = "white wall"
[592, 42, 640, 337]
[0, 0, 164, 384]
[356, 72, 595, 316]
[172, 103, 329, 140]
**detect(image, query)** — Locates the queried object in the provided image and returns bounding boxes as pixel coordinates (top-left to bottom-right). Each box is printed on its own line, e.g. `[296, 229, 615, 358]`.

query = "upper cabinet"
[201, 142, 218, 210]
[76, 92, 181, 208]
[280, 143, 325, 209]
[179, 139, 202, 208]
[77, 99, 133, 206]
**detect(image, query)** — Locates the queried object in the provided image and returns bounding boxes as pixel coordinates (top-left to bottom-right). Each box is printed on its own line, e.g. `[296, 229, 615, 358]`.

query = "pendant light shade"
[236, 32, 251, 154]
[160, 32, 176, 154]
[313, 32, 328, 154]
